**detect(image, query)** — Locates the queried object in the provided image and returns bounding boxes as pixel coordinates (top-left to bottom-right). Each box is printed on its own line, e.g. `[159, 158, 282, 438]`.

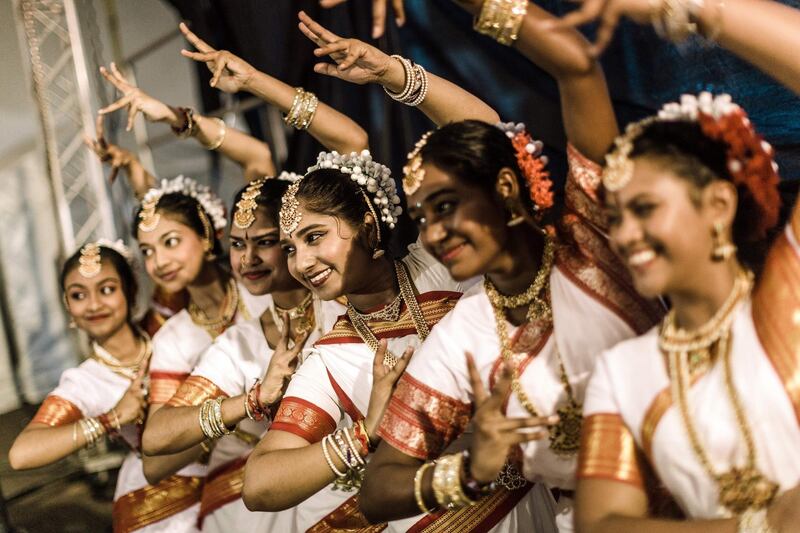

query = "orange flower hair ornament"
[497, 122, 554, 218]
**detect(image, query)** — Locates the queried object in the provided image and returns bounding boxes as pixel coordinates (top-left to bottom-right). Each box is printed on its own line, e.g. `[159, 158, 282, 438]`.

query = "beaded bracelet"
[383, 55, 428, 107]
[322, 434, 348, 478]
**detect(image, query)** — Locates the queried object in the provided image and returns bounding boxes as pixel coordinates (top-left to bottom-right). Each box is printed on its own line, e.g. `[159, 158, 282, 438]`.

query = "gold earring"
[372, 248, 385, 259]
[711, 222, 737, 261]
[68, 318, 77, 329]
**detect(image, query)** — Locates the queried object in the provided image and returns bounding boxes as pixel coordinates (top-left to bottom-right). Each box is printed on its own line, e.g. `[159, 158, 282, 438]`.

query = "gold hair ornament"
[279, 181, 302, 236]
[78, 243, 102, 278]
[138, 176, 227, 233]
[233, 178, 266, 230]
[402, 130, 434, 196]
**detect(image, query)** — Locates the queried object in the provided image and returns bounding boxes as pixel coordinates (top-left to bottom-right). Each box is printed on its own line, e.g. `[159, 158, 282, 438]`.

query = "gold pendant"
[495, 462, 527, 491]
[294, 316, 311, 336]
[716, 467, 779, 514]
[548, 402, 583, 457]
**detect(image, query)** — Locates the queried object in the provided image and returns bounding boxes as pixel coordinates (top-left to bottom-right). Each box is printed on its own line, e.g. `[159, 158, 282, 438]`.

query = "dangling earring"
[68, 319, 77, 329]
[507, 214, 525, 227]
[203, 240, 217, 261]
[711, 221, 737, 261]
[372, 248, 385, 259]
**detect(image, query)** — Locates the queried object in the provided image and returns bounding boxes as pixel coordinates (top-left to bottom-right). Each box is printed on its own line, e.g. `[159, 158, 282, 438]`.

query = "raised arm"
[298, 11, 500, 127]
[179, 23, 368, 155]
[454, 0, 617, 163]
[97, 62, 275, 181]
[560, 0, 800, 97]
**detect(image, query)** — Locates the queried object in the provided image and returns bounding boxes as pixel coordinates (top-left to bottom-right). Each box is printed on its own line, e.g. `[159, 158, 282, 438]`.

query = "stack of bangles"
[98, 408, 122, 437]
[321, 419, 376, 491]
[170, 107, 227, 150]
[74, 416, 106, 449]
[199, 397, 234, 440]
[474, 0, 528, 46]
[414, 450, 495, 514]
[384, 55, 428, 107]
[650, 0, 724, 43]
[284, 87, 319, 130]
[243, 378, 272, 422]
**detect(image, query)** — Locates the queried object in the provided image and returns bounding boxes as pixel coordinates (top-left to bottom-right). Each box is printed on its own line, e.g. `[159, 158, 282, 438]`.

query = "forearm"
[580, 516, 737, 533]
[360, 460, 427, 522]
[142, 395, 247, 455]
[142, 444, 205, 485]
[244, 71, 368, 153]
[125, 159, 156, 200]
[701, 0, 800, 96]
[193, 114, 276, 178]
[380, 58, 499, 127]
[8, 423, 103, 470]
[242, 440, 341, 511]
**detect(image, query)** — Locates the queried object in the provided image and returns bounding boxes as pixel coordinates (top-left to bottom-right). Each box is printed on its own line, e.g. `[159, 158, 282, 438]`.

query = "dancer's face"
[230, 208, 299, 296]
[137, 214, 208, 292]
[281, 205, 375, 301]
[407, 162, 509, 281]
[605, 157, 734, 298]
[63, 260, 129, 340]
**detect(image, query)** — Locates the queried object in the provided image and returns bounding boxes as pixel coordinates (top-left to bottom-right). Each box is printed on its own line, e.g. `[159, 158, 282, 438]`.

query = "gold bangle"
[474, 0, 528, 46]
[204, 117, 226, 150]
[431, 452, 476, 510]
[414, 461, 436, 514]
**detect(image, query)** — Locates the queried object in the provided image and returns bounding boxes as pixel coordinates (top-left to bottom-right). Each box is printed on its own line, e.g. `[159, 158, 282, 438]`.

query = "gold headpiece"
[233, 177, 266, 229]
[602, 118, 654, 192]
[279, 181, 302, 236]
[138, 195, 162, 232]
[78, 243, 102, 278]
[402, 130, 434, 196]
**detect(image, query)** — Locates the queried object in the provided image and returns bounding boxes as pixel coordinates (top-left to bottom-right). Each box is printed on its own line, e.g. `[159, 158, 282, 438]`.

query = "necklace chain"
[92, 329, 153, 380]
[187, 278, 240, 337]
[269, 291, 316, 339]
[347, 262, 429, 368]
[485, 236, 583, 456]
[662, 271, 778, 514]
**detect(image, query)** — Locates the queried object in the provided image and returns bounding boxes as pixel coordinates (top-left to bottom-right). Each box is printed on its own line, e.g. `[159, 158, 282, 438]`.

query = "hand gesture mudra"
[84, 115, 136, 185]
[318, 0, 406, 39]
[98, 63, 174, 130]
[364, 339, 413, 440]
[114, 370, 148, 426]
[551, 0, 652, 57]
[179, 23, 257, 93]
[466, 354, 558, 484]
[259, 312, 312, 406]
[299, 11, 393, 86]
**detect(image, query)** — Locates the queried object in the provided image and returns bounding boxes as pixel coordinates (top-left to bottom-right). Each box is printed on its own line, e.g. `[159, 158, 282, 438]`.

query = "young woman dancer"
[8, 241, 202, 532]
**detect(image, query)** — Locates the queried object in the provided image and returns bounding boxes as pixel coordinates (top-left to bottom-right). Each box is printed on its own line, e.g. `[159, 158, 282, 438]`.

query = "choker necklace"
[485, 236, 583, 457]
[347, 262, 430, 368]
[92, 329, 152, 380]
[661, 271, 777, 515]
[269, 291, 315, 338]
[187, 277, 240, 338]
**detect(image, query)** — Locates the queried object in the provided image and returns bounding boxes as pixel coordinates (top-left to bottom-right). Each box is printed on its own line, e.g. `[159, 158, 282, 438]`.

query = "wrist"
[380, 56, 407, 92]
[163, 105, 184, 127]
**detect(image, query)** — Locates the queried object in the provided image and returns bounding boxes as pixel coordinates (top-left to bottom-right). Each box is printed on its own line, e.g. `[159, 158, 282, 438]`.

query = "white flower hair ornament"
[280, 150, 402, 238]
[138, 175, 227, 233]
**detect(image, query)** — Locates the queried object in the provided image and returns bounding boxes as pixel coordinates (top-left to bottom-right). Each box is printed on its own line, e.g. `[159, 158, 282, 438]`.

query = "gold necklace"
[270, 291, 316, 337]
[92, 329, 152, 380]
[347, 261, 430, 368]
[669, 330, 778, 515]
[485, 237, 583, 457]
[187, 278, 240, 338]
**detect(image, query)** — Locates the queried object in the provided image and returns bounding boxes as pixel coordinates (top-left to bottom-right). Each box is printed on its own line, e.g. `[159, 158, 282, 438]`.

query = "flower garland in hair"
[277, 171, 303, 183]
[496, 122, 554, 217]
[139, 175, 227, 232]
[660, 93, 780, 238]
[307, 150, 402, 229]
[95, 238, 135, 264]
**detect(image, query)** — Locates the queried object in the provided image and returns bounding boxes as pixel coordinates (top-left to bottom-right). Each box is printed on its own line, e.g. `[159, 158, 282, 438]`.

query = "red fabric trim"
[326, 369, 363, 421]
[149, 370, 190, 379]
[270, 396, 337, 444]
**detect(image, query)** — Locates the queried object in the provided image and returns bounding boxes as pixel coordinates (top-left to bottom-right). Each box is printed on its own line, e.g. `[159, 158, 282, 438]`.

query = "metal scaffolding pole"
[14, 0, 117, 255]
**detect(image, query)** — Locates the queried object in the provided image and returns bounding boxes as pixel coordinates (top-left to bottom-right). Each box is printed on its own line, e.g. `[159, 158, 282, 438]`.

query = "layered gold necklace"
[92, 329, 152, 380]
[660, 270, 778, 515]
[187, 277, 241, 338]
[347, 262, 430, 368]
[485, 237, 583, 457]
[269, 291, 315, 339]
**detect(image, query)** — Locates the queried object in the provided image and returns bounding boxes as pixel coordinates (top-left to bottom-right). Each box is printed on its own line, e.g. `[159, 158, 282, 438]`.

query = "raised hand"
[98, 63, 176, 130]
[84, 115, 136, 184]
[551, 0, 651, 57]
[466, 354, 557, 484]
[179, 22, 257, 93]
[259, 312, 311, 406]
[319, 0, 406, 39]
[299, 11, 392, 85]
[364, 339, 413, 440]
[114, 370, 148, 426]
